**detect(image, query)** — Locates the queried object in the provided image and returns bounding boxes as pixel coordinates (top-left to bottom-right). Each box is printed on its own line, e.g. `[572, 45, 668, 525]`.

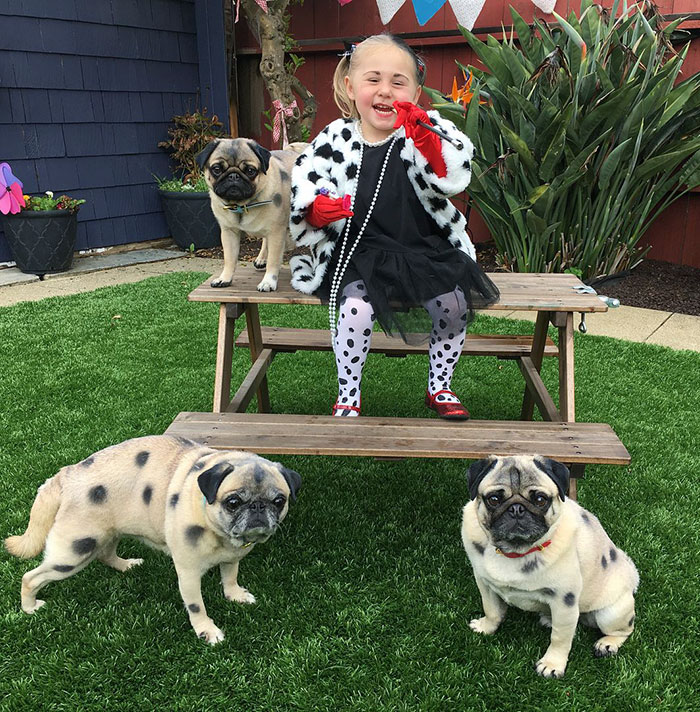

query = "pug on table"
[196, 138, 307, 292]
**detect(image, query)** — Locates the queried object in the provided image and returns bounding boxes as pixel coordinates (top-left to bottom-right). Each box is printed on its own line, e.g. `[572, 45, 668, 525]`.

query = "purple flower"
[0, 162, 25, 215]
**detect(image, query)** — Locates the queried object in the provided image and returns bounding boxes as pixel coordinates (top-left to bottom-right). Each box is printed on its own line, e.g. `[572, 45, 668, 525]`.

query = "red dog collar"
[495, 540, 552, 558]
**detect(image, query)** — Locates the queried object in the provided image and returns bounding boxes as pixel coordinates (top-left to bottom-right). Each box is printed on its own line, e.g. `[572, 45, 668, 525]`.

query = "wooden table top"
[188, 266, 608, 312]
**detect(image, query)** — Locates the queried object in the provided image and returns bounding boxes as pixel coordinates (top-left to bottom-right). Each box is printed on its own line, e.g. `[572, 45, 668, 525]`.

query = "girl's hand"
[392, 101, 447, 178]
[306, 193, 354, 228]
[392, 101, 431, 140]
[394, 101, 447, 178]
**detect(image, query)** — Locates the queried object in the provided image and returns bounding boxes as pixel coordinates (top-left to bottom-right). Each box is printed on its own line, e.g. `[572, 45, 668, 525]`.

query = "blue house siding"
[0, 0, 227, 263]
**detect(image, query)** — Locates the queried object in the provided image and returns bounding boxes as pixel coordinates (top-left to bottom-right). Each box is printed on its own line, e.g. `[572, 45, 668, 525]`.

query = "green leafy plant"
[23, 191, 85, 213]
[262, 107, 274, 136]
[285, 52, 305, 75]
[154, 176, 209, 193]
[427, 0, 700, 281]
[156, 110, 224, 191]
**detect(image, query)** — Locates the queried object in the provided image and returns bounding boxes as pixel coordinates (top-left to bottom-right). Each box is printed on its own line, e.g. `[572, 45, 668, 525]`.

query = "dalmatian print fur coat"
[289, 114, 477, 294]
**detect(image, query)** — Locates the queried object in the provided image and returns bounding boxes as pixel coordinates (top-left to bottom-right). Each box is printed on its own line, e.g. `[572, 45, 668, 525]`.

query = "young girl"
[289, 34, 499, 419]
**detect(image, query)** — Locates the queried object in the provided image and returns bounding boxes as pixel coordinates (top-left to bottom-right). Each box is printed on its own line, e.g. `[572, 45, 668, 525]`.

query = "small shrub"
[154, 176, 209, 193]
[157, 110, 224, 185]
[23, 191, 85, 213]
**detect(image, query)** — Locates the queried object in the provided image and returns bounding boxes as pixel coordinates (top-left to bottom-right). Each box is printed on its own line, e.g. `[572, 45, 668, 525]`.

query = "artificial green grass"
[0, 271, 698, 711]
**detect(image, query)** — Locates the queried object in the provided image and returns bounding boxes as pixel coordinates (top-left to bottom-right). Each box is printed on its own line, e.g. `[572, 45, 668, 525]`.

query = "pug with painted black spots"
[461, 455, 639, 679]
[196, 137, 307, 292]
[5, 435, 301, 645]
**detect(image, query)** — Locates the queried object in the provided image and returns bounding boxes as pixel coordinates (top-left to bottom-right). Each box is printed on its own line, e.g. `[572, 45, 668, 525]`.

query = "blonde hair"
[332, 34, 425, 119]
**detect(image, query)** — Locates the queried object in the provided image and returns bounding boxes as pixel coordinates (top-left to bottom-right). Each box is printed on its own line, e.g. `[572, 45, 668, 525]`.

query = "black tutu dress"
[317, 139, 500, 342]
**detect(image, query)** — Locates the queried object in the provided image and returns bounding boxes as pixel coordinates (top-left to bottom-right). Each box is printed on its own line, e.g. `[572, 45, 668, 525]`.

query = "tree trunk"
[240, 0, 317, 145]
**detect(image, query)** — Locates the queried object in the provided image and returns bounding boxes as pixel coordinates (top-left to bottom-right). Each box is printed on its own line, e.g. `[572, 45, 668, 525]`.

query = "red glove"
[306, 193, 353, 228]
[393, 101, 447, 178]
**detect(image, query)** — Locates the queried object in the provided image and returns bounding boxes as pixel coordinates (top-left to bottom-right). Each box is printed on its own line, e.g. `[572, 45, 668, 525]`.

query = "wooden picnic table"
[165, 267, 627, 499]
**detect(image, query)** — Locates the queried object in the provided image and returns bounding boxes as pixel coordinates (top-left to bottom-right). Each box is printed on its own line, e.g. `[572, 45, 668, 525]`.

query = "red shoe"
[332, 400, 361, 416]
[425, 389, 470, 420]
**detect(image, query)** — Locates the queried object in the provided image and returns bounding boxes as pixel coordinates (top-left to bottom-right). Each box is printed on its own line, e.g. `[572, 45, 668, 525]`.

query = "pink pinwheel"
[0, 162, 26, 215]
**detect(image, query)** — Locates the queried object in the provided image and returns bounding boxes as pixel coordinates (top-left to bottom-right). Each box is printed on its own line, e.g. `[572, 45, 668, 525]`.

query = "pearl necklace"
[328, 133, 398, 341]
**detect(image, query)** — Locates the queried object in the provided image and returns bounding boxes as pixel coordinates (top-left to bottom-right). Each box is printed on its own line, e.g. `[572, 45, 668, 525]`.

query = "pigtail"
[333, 54, 358, 119]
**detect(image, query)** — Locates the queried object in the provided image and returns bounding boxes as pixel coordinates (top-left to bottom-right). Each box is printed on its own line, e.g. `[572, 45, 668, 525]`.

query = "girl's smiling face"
[344, 44, 421, 143]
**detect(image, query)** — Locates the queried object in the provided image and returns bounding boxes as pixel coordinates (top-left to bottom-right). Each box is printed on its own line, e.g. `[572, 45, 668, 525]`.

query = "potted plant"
[156, 109, 225, 251]
[1, 162, 85, 276]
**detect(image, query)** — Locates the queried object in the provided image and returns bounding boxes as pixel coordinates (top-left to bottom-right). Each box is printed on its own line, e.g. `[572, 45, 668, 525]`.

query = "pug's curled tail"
[4, 474, 62, 559]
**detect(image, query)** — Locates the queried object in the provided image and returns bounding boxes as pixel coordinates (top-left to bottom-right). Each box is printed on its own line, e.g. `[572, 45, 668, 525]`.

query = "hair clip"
[416, 56, 426, 84]
[338, 42, 356, 59]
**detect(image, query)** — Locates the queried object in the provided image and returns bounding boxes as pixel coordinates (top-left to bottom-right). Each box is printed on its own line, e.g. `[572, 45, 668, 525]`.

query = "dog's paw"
[253, 260, 266, 271]
[22, 599, 46, 614]
[469, 616, 500, 635]
[106, 556, 144, 572]
[224, 585, 256, 605]
[122, 557, 144, 570]
[535, 655, 567, 679]
[593, 636, 622, 658]
[256, 275, 278, 292]
[210, 277, 233, 288]
[195, 619, 225, 646]
[538, 614, 552, 628]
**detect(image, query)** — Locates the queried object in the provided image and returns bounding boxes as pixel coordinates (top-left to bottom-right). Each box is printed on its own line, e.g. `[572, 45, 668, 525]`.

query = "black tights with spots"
[333, 280, 467, 414]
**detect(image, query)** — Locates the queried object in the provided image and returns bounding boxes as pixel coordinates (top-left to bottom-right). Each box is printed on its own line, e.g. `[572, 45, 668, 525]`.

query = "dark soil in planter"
[193, 239, 700, 317]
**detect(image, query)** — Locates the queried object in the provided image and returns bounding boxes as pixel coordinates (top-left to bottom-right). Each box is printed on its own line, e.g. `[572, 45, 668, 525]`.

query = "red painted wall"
[236, 0, 700, 267]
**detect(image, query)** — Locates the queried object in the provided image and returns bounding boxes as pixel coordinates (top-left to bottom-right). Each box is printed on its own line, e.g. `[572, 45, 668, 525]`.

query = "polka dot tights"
[333, 280, 467, 416]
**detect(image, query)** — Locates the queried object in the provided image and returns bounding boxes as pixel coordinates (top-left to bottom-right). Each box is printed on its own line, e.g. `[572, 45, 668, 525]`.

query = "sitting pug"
[5, 435, 301, 645]
[196, 138, 307, 292]
[461, 455, 638, 679]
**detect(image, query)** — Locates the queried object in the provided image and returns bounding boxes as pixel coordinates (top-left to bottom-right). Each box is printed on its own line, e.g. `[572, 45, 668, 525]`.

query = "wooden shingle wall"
[0, 0, 204, 261]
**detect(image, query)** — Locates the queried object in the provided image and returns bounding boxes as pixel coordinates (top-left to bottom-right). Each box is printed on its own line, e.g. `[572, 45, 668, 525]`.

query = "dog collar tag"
[225, 200, 273, 214]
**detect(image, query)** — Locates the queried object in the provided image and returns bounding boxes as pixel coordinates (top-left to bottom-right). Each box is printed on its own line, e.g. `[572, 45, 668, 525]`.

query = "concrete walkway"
[1, 248, 698, 353]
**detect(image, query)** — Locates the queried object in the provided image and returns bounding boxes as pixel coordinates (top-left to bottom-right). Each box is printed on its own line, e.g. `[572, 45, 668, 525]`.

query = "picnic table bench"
[165, 267, 630, 499]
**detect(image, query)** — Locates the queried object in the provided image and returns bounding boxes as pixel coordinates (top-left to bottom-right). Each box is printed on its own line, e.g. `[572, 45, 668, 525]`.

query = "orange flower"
[450, 70, 487, 106]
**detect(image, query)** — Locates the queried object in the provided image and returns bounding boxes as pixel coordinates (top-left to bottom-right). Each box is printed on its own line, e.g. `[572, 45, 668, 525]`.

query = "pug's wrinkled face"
[197, 456, 301, 544]
[468, 456, 569, 550]
[197, 138, 271, 204]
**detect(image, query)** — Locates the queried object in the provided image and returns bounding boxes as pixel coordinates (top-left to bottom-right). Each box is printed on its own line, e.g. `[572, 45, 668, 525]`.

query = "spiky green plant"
[427, 0, 700, 281]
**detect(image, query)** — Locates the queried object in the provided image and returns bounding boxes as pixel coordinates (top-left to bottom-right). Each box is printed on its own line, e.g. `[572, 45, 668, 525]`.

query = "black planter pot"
[2, 209, 78, 276]
[158, 190, 221, 250]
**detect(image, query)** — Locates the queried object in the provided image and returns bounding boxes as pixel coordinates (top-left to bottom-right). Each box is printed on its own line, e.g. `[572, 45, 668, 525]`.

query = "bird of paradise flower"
[450, 69, 489, 107]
